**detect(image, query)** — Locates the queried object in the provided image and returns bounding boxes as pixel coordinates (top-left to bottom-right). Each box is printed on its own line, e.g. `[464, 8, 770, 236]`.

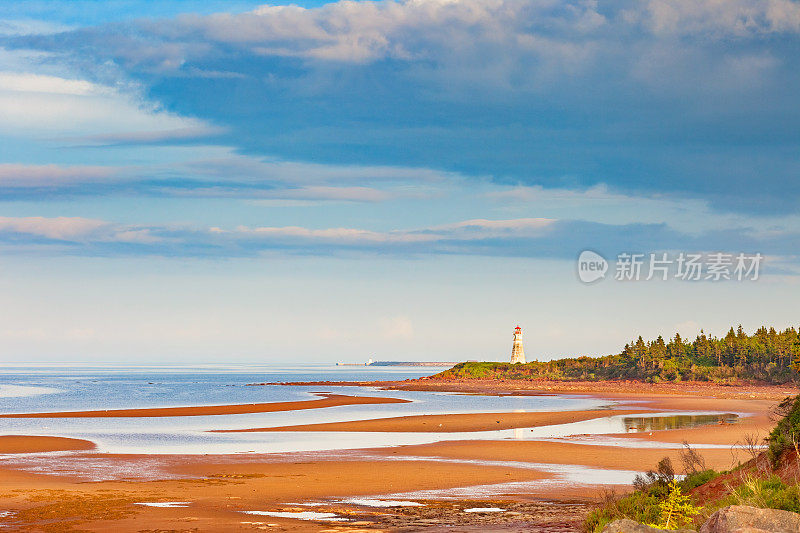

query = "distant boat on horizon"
[335, 358, 374, 367]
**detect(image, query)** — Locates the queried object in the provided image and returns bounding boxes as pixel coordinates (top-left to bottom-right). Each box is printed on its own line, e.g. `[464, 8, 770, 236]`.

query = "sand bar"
[0, 393, 409, 418]
[0, 435, 96, 454]
[378, 439, 748, 472]
[215, 409, 644, 433]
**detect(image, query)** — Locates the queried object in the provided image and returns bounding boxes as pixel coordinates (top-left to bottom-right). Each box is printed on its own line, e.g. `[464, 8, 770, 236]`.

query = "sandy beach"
[0, 380, 794, 531]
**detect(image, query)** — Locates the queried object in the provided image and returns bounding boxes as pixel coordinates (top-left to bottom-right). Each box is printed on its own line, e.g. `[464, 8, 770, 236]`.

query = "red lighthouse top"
[515, 325, 522, 332]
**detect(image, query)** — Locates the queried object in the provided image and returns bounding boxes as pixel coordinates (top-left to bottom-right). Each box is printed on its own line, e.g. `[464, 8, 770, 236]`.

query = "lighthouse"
[510, 325, 526, 364]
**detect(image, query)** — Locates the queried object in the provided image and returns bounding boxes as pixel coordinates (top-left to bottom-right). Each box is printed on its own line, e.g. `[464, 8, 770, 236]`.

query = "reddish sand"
[381, 378, 798, 401]
[0, 380, 791, 531]
[267, 378, 797, 401]
[0, 393, 409, 418]
[0, 435, 96, 453]
[216, 409, 644, 433]
[0, 456, 549, 532]
[379, 439, 748, 472]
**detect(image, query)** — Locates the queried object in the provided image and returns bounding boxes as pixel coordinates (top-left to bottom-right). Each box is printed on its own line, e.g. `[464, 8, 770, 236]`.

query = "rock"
[601, 518, 693, 532]
[700, 505, 800, 533]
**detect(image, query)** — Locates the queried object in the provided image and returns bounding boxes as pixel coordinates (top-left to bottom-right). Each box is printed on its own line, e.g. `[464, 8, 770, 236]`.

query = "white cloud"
[123, 0, 605, 79]
[0, 216, 109, 241]
[0, 215, 166, 244]
[112, 229, 164, 244]
[0, 72, 101, 95]
[184, 153, 457, 184]
[0, 163, 115, 186]
[120, 0, 800, 86]
[639, 0, 800, 36]
[440, 217, 555, 232]
[486, 184, 625, 203]
[0, 152, 452, 201]
[0, 214, 556, 249]
[72, 125, 226, 145]
[0, 18, 71, 37]
[0, 48, 217, 138]
[0, 214, 795, 265]
[0, 84, 209, 137]
[228, 217, 556, 245]
[258, 186, 393, 202]
[233, 225, 438, 244]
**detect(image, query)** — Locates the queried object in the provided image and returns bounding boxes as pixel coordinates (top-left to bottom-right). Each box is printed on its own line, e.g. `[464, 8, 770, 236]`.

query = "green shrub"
[767, 395, 800, 464]
[584, 490, 663, 533]
[729, 475, 800, 512]
[584, 457, 719, 532]
[584, 458, 710, 532]
[680, 469, 719, 491]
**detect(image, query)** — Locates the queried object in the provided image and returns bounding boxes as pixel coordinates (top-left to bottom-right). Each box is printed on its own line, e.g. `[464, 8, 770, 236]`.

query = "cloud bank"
[6, 0, 800, 214]
[0, 214, 796, 264]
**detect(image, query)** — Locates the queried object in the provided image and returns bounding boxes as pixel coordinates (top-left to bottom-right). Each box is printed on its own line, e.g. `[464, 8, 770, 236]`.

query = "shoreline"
[259, 378, 798, 401]
[387, 378, 799, 401]
[260, 378, 800, 400]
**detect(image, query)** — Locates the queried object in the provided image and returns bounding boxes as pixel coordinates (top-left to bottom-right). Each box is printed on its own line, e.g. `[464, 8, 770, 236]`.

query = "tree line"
[614, 325, 799, 382]
[440, 325, 800, 384]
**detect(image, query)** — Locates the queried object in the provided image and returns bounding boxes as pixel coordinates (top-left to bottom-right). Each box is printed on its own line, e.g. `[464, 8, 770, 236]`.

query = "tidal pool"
[620, 413, 738, 432]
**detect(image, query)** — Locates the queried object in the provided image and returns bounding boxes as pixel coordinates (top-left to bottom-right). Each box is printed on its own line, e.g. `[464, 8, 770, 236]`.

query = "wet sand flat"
[377, 439, 748, 472]
[216, 409, 645, 433]
[0, 457, 551, 532]
[0, 435, 96, 453]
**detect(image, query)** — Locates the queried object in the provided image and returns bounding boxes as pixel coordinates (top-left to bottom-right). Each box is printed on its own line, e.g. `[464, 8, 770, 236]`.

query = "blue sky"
[0, 1, 798, 363]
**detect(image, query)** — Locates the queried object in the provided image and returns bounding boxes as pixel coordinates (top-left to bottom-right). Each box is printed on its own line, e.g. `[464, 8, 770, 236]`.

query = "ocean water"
[0, 364, 442, 412]
[0, 365, 738, 455]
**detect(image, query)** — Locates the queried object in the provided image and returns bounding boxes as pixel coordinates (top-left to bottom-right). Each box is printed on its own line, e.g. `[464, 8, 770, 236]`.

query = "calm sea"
[0, 364, 616, 454]
[0, 364, 443, 413]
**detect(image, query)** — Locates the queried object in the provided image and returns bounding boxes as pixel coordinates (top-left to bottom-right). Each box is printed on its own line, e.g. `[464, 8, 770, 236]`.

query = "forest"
[438, 325, 800, 384]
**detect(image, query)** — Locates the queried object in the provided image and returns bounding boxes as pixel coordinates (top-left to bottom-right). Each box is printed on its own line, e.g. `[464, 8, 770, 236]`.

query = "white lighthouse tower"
[510, 325, 526, 364]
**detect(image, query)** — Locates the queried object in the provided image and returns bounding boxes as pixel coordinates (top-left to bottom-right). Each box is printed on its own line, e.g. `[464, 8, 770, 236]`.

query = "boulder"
[601, 518, 693, 532]
[699, 505, 800, 533]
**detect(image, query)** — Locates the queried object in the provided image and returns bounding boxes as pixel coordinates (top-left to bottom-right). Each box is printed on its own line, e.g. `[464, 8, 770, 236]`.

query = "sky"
[0, 0, 798, 364]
